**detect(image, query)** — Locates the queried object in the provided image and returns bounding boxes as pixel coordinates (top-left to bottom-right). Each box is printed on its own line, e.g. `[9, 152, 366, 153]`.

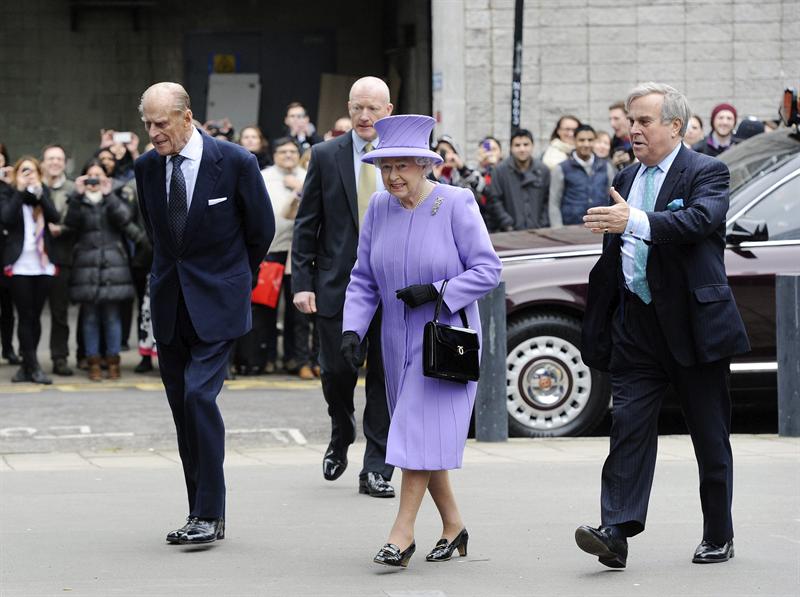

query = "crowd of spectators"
[0, 97, 778, 383]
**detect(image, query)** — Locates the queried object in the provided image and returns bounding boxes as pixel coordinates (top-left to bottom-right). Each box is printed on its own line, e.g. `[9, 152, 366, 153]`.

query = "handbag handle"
[432, 279, 470, 328]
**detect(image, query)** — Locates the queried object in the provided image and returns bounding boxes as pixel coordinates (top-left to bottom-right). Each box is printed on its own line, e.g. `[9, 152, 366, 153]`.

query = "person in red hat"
[692, 103, 739, 157]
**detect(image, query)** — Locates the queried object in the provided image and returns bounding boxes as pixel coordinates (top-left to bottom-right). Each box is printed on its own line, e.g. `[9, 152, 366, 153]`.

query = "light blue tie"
[630, 166, 658, 303]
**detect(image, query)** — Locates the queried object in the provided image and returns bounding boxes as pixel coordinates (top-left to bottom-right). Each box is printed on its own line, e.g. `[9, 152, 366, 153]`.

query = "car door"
[726, 168, 800, 364]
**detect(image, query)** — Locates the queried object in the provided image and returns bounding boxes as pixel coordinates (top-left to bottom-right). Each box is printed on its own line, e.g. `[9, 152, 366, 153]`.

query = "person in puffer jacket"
[64, 159, 145, 381]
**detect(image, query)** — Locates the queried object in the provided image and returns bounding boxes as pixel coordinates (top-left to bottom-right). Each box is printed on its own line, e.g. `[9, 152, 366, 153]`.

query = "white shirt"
[13, 205, 56, 276]
[621, 142, 682, 289]
[165, 126, 203, 209]
[351, 130, 385, 194]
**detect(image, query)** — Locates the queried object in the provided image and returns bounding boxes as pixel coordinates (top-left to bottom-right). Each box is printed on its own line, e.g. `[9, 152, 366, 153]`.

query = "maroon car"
[493, 129, 800, 437]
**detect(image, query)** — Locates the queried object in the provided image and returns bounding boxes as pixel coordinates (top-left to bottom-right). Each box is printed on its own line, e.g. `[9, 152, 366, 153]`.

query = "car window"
[721, 129, 800, 194]
[742, 174, 800, 241]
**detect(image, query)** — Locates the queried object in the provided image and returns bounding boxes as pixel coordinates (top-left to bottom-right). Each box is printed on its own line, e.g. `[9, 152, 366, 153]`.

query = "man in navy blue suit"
[134, 82, 274, 545]
[577, 82, 750, 567]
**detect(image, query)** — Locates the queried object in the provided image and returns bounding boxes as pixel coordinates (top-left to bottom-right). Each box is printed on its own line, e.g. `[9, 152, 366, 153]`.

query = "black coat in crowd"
[0, 186, 60, 267]
[63, 189, 144, 304]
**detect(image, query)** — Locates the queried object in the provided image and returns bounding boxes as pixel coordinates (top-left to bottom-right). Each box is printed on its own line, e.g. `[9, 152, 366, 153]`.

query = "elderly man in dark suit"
[135, 82, 274, 545]
[292, 76, 395, 498]
[576, 82, 750, 568]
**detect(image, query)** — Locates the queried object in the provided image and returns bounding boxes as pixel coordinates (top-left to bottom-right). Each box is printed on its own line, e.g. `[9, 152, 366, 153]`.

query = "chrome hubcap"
[506, 334, 592, 432]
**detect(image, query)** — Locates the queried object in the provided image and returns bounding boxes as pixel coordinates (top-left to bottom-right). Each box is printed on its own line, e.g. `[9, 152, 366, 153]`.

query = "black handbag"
[423, 279, 480, 384]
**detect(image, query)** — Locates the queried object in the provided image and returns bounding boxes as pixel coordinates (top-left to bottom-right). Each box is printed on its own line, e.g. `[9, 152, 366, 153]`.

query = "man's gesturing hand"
[293, 291, 317, 314]
[583, 187, 630, 234]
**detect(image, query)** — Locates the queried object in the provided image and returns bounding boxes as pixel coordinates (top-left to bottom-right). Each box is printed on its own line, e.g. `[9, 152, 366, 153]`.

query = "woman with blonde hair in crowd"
[0, 156, 60, 384]
[542, 114, 581, 169]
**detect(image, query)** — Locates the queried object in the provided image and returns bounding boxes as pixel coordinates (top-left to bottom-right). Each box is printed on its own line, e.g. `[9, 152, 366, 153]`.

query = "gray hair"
[138, 82, 191, 117]
[626, 82, 691, 136]
[374, 156, 435, 175]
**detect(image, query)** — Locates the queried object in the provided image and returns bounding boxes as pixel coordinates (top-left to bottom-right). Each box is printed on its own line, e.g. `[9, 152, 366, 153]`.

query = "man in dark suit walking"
[577, 82, 750, 567]
[292, 76, 395, 498]
[134, 82, 274, 545]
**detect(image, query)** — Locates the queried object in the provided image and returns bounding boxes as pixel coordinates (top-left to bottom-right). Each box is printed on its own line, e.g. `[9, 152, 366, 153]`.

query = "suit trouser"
[601, 290, 734, 543]
[10, 275, 52, 367]
[158, 293, 231, 519]
[0, 282, 15, 355]
[317, 308, 393, 480]
[48, 265, 71, 361]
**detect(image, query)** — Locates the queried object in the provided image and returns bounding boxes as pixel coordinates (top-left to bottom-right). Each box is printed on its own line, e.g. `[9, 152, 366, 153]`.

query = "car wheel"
[506, 313, 609, 437]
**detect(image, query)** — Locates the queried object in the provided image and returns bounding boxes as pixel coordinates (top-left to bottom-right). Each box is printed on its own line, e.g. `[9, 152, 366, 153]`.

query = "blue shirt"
[621, 142, 682, 289]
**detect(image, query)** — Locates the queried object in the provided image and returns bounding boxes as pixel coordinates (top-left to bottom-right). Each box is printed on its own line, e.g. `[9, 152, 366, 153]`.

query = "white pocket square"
[208, 197, 227, 206]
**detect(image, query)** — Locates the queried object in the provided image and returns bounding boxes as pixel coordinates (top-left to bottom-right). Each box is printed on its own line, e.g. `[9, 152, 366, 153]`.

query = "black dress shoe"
[322, 448, 347, 481]
[166, 517, 193, 544]
[30, 367, 53, 385]
[575, 525, 628, 568]
[11, 366, 32, 383]
[692, 540, 734, 563]
[374, 542, 416, 567]
[3, 351, 21, 365]
[53, 358, 74, 376]
[426, 528, 469, 561]
[177, 518, 225, 545]
[359, 472, 395, 498]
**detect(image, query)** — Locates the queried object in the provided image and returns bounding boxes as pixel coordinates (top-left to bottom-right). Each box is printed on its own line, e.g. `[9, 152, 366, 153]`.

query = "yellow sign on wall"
[212, 54, 237, 73]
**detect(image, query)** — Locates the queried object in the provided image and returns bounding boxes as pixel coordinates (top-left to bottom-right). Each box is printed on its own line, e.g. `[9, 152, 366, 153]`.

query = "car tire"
[505, 312, 609, 437]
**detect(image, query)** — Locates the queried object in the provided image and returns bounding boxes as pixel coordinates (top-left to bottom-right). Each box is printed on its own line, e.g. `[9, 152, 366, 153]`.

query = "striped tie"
[630, 166, 658, 303]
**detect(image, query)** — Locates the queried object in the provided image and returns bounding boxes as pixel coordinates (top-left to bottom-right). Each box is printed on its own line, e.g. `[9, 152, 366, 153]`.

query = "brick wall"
[437, 0, 799, 163]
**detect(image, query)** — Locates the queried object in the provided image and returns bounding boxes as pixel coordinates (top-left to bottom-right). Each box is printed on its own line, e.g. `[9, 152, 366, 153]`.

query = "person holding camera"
[0, 143, 21, 366]
[0, 156, 61, 384]
[64, 159, 143, 381]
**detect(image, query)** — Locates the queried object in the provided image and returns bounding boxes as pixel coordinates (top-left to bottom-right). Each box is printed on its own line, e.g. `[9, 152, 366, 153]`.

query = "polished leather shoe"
[374, 542, 416, 567]
[359, 472, 395, 498]
[575, 525, 628, 568]
[426, 528, 469, 561]
[166, 518, 194, 544]
[322, 448, 347, 481]
[692, 540, 734, 563]
[177, 518, 225, 545]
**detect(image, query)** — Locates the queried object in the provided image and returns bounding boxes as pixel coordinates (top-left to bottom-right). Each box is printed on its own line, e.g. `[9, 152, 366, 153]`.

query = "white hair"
[374, 156, 435, 175]
[626, 81, 691, 136]
[138, 82, 191, 117]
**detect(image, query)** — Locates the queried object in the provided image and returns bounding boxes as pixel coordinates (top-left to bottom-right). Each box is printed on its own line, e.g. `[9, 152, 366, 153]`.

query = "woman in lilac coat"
[342, 115, 502, 568]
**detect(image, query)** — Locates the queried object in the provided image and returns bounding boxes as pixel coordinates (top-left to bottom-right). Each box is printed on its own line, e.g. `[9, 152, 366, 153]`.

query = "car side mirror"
[727, 218, 769, 244]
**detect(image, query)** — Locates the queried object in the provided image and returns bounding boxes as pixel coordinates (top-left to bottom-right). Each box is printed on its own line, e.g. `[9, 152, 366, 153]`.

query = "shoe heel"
[457, 531, 469, 557]
[400, 543, 416, 567]
[217, 519, 225, 540]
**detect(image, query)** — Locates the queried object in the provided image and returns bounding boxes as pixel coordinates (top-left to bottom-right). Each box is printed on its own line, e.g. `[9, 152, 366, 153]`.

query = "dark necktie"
[168, 154, 188, 247]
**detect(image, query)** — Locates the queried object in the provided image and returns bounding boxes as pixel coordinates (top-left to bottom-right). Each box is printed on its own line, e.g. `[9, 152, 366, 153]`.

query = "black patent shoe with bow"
[426, 528, 469, 561]
[373, 542, 416, 567]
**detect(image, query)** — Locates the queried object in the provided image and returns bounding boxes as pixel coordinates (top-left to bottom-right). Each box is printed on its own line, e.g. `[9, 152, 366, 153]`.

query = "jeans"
[82, 302, 122, 357]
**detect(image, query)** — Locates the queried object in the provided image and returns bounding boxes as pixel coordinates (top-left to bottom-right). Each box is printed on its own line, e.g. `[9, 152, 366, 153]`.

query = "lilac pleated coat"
[343, 184, 502, 470]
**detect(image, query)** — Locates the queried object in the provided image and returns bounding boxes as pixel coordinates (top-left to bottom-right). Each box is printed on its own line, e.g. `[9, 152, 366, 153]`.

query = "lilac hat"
[361, 115, 444, 165]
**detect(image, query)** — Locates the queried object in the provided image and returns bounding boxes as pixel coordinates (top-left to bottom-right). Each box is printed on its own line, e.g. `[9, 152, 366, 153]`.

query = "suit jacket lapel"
[335, 134, 359, 229]
[654, 144, 689, 212]
[181, 133, 222, 254]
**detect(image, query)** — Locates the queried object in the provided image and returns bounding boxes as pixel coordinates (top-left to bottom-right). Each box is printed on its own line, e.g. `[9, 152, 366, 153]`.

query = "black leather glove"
[396, 283, 438, 308]
[340, 331, 364, 373]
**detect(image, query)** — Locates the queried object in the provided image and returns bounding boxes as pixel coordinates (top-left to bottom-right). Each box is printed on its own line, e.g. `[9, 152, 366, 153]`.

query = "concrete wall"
[433, 0, 800, 164]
